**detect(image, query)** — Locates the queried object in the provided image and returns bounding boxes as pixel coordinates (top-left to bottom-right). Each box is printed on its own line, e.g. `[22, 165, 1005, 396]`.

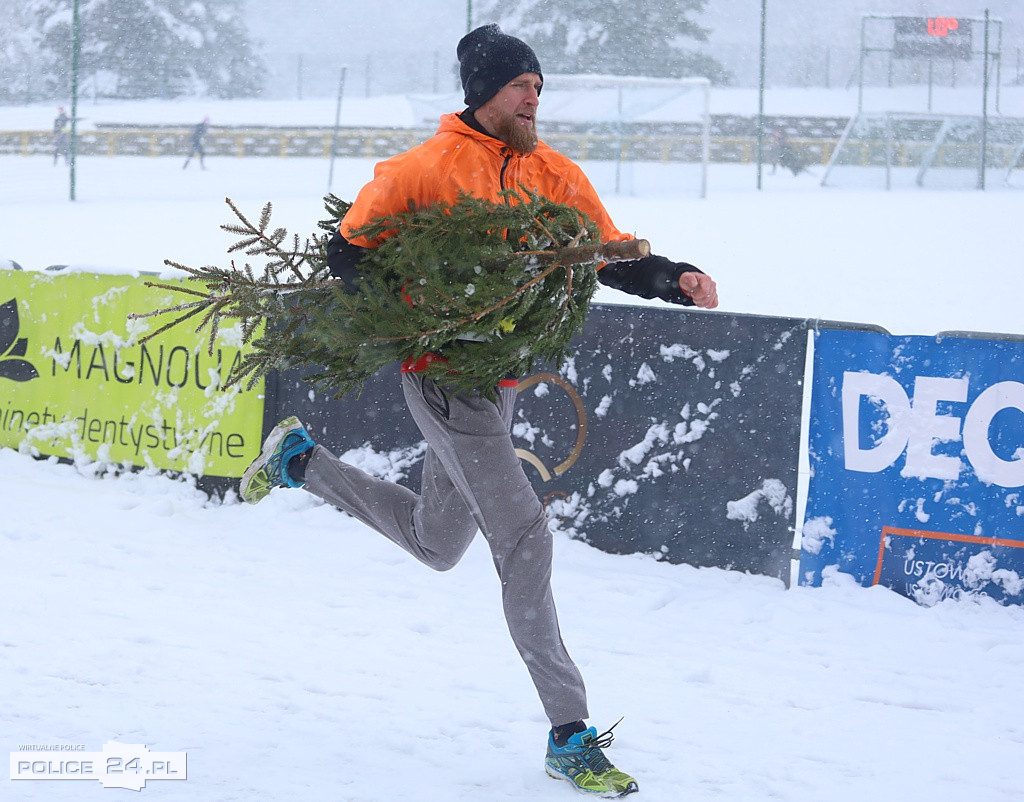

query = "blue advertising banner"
[800, 329, 1024, 606]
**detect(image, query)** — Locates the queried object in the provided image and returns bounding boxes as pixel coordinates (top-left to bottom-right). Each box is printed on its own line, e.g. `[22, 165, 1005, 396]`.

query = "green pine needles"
[131, 189, 648, 399]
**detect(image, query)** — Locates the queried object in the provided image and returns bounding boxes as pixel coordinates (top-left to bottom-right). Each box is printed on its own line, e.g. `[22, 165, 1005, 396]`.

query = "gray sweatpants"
[303, 371, 589, 726]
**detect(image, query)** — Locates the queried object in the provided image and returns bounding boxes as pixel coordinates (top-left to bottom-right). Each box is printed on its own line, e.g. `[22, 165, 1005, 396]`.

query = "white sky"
[242, 0, 1024, 56]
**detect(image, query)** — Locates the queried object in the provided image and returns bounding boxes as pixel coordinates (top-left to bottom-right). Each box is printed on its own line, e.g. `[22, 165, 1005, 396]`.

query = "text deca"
[841, 372, 1024, 488]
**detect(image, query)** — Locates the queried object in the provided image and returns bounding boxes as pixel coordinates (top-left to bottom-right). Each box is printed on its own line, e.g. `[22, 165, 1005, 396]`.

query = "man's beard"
[496, 112, 538, 154]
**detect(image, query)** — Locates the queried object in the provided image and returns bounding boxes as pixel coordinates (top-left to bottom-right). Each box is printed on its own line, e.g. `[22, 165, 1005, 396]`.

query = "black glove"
[326, 230, 367, 293]
[597, 254, 703, 305]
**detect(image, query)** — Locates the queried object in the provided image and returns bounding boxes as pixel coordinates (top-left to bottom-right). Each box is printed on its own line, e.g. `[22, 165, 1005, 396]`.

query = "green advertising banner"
[0, 270, 264, 478]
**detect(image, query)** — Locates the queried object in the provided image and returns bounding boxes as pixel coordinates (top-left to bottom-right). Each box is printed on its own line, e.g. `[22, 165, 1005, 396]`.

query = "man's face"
[475, 72, 541, 154]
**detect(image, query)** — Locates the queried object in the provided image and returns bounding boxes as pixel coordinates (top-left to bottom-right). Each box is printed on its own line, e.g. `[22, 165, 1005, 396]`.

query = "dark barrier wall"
[267, 304, 809, 583]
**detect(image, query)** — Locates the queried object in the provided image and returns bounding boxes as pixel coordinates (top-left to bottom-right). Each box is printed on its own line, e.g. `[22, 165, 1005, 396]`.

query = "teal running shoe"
[240, 416, 315, 504]
[545, 723, 638, 797]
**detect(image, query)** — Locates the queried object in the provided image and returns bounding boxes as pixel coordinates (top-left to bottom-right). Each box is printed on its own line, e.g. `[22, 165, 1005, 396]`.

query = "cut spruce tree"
[131, 189, 648, 398]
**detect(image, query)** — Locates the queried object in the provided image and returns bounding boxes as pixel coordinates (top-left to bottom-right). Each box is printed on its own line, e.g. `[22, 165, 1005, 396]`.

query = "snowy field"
[2, 92, 1024, 801]
[3, 451, 1022, 802]
[3, 151, 1022, 337]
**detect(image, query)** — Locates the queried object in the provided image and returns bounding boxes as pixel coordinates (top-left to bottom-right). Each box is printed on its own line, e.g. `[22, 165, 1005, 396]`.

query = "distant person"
[767, 130, 782, 174]
[53, 107, 70, 166]
[769, 129, 808, 177]
[183, 117, 210, 170]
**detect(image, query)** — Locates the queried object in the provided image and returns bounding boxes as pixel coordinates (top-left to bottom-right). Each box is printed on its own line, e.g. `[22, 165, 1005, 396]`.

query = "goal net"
[821, 112, 1024, 190]
[409, 74, 711, 198]
[539, 74, 711, 198]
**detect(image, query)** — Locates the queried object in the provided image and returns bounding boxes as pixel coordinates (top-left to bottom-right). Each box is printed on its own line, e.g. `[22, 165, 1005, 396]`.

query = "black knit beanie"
[457, 24, 543, 111]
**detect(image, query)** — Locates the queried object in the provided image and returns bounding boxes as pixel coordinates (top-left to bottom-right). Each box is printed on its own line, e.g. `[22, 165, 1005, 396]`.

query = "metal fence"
[0, 120, 845, 167]
[13, 122, 1019, 171]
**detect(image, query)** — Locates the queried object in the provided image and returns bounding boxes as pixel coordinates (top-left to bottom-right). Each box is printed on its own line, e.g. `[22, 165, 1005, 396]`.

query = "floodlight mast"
[70, 0, 80, 202]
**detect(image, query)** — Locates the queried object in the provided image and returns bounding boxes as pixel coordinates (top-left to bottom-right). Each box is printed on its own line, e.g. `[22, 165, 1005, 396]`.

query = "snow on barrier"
[800, 328, 1024, 605]
[267, 305, 809, 584]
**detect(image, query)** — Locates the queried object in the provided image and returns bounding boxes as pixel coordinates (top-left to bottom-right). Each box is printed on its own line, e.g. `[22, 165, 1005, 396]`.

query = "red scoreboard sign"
[893, 16, 973, 60]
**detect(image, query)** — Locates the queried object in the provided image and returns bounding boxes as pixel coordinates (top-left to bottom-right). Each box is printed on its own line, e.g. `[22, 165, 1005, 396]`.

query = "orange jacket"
[339, 112, 633, 247]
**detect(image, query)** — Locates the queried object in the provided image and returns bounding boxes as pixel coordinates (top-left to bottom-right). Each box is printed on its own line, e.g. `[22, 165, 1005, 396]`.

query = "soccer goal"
[540, 74, 712, 198]
[821, 111, 1024, 190]
[408, 74, 712, 197]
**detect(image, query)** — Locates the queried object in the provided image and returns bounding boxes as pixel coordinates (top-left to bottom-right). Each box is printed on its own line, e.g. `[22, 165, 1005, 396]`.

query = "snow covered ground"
[3, 452, 1024, 802]
[2, 92, 1024, 800]
[3, 151, 1022, 337]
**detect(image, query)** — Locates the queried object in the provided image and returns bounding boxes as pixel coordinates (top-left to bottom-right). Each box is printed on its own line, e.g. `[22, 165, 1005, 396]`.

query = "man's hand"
[678, 271, 719, 309]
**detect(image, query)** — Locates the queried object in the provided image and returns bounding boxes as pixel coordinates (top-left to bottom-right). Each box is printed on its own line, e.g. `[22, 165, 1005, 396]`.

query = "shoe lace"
[580, 717, 623, 774]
